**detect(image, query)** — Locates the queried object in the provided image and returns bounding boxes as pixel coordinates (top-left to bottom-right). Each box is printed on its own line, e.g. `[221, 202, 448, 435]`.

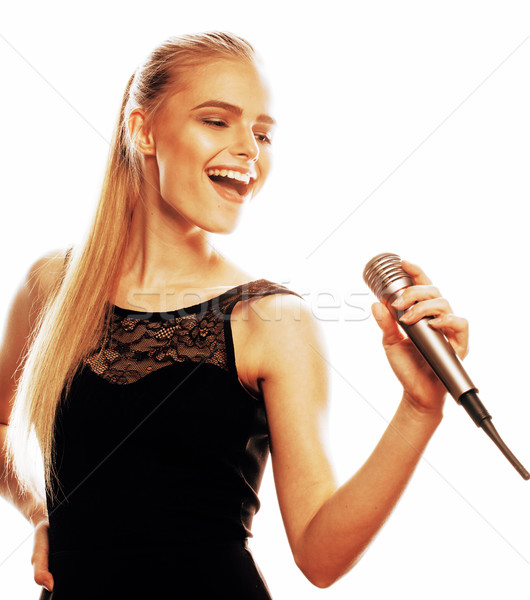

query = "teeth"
[207, 168, 251, 184]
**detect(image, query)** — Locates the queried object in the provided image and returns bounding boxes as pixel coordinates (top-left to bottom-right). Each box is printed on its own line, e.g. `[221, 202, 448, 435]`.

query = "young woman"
[0, 32, 468, 598]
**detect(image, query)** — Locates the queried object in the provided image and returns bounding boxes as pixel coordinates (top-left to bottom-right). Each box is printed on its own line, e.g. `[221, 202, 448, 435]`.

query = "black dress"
[43, 280, 301, 599]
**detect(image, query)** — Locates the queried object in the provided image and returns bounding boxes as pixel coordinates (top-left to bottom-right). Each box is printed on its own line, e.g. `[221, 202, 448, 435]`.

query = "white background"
[1, 1, 529, 598]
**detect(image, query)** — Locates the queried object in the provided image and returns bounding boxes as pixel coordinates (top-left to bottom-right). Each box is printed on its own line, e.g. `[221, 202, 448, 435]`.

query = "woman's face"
[145, 58, 274, 234]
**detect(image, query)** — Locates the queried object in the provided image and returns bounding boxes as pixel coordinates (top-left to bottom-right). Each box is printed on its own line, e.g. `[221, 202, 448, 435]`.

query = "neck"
[119, 194, 222, 291]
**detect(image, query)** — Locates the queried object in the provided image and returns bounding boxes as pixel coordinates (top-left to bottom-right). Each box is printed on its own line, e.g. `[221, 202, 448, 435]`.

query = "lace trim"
[82, 280, 300, 385]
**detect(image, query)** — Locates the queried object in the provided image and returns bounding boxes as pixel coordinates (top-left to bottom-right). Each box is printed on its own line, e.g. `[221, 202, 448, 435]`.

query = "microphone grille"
[363, 253, 412, 301]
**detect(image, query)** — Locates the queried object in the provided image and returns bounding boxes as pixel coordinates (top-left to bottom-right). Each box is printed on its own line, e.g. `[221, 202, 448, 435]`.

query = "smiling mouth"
[206, 169, 254, 198]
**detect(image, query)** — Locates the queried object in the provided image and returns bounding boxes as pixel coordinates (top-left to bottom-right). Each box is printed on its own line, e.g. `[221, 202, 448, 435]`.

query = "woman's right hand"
[32, 519, 54, 592]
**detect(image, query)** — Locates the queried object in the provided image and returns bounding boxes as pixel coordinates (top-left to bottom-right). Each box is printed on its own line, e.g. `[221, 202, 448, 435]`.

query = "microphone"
[363, 252, 529, 480]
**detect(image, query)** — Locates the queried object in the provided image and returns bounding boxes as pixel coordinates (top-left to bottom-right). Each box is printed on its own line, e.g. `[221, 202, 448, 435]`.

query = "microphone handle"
[387, 288, 477, 402]
[387, 288, 530, 480]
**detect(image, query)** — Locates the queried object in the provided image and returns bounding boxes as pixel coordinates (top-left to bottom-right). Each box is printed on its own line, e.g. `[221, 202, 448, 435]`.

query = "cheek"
[158, 125, 218, 178]
[187, 127, 222, 158]
[256, 151, 272, 188]
[261, 150, 272, 172]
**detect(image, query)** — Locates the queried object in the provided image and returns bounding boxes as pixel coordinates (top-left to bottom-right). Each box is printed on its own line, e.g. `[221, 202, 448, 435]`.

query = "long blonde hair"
[6, 32, 256, 504]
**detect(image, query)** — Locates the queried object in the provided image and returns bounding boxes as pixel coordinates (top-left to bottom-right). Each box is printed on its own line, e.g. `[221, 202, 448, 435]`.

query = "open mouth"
[206, 169, 254, 199]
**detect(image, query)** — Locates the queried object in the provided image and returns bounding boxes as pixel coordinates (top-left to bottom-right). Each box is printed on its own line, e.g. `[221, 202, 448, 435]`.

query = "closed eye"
[202, 118, 272, 144]
[202, 119, 227, 128]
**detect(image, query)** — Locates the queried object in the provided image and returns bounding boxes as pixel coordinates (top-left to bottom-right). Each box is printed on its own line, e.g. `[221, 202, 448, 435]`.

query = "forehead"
[170, 59, 271, 113]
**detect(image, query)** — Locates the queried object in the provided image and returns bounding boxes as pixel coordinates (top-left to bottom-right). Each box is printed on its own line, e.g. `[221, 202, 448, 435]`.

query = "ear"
[127, 108, 156, 156]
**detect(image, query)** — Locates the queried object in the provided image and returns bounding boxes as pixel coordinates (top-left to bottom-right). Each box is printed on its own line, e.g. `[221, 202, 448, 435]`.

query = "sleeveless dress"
[43, 279, 302, 599]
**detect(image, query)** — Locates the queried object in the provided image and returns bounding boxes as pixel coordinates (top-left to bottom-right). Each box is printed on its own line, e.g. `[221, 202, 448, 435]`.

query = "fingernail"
[391, 298, 404, 308]
[399, 311, 412, 323]
[43, 584, 51, 592]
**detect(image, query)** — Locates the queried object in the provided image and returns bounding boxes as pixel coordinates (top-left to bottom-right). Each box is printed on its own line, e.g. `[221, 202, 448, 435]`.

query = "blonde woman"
[0, 32, 468, 598]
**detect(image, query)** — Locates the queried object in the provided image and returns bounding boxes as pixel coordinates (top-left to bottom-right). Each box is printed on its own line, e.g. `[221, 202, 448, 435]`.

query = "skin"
[0, 58, 469, 592]
[112, 58, 275, 308]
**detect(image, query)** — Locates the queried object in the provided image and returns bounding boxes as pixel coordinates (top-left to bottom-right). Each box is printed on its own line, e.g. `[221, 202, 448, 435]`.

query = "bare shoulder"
[232, 291, 329, 401]
[250, 293, 327, 375]
[231, 291, 307, 340]
[242, 292, 320, 344]
[26, 247, 71, 303]
[4, 247, 70, 324]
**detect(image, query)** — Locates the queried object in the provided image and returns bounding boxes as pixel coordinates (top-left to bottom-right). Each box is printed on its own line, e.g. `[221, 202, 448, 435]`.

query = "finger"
[391, 285, 442, 311]
[398, 297, 453, 325]
[33, 559, 54, 591]
[372, 302, 406, 347]
[32, 524, 54, 591]
[428, 314, 469, 359]
[401, 258, 433, 286]
[32, 544, 54, 590]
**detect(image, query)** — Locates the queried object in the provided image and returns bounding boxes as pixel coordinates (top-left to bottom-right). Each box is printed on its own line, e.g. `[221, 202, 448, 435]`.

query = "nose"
[230, 125, 260, 162]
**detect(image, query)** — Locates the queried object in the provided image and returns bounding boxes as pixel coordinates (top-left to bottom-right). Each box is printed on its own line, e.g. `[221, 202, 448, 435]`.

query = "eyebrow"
[191, 100, 276, 125]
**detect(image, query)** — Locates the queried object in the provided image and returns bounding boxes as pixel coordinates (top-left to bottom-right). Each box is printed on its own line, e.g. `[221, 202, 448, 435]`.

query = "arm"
[1, 259, 46, 523]
[0, 248, 67, 591]
[246, 261, 467, 588]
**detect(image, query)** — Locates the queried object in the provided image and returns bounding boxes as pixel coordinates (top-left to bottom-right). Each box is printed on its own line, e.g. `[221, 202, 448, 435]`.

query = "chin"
[202, 215, 244, 235]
